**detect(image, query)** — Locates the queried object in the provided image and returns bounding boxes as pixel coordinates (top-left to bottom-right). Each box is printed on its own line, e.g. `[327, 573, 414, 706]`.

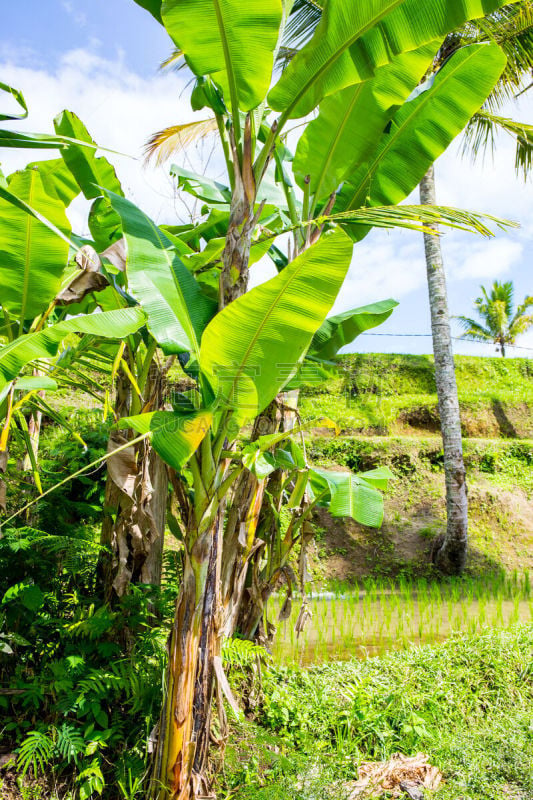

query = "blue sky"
[2, 1, 169, 74]
[2, 1, 532, 358]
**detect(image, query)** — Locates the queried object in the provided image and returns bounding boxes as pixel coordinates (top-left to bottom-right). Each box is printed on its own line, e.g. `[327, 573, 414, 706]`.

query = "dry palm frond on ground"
[345, 752, 442, 799]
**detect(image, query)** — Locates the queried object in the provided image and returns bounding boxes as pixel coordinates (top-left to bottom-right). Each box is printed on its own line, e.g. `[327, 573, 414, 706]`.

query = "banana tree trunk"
[149, 507, 223, 800]
[229, 392, 300, 642]
[420, 166, 468, 574]
[22, 371, 44, 477]
[0, 447, 7, 513]
[100, 364, 168, 601]
[219, 121, 256, 308]
[22, 411, 42, 474]
[220, 401, 281, 638]
[152, 162, 258, 795]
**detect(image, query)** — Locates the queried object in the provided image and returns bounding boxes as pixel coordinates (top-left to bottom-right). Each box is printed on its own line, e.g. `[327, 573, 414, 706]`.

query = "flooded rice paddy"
[271, 573, 533, 664]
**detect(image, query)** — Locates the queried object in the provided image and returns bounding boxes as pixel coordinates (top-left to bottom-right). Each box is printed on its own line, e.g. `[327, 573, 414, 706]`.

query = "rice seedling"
[271, 572, 532, 665]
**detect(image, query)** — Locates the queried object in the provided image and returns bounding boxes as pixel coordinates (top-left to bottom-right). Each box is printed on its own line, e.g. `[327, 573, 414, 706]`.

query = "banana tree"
[3, 0, 516, 792]
[46, 110, 182, 599]
[122, 1, 516, 796]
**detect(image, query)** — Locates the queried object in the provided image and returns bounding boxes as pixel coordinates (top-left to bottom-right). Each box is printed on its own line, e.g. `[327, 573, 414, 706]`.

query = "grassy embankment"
[298, 354, 533, 581]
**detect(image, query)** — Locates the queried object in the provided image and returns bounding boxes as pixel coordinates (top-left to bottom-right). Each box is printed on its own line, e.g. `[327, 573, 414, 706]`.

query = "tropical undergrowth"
[219, 625, 533, 800]
[0, 412, 180, 799]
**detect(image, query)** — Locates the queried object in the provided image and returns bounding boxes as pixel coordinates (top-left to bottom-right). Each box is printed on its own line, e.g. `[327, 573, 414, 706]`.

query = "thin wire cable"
[359, 332, 533, 352]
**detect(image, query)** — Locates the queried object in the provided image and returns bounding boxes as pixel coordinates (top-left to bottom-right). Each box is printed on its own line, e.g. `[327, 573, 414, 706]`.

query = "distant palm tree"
[457, 281, 533, 357]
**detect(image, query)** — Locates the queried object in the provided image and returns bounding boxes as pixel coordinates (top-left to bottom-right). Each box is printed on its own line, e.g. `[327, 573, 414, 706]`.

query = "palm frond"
[439, 3, 533, 108]
[318, 204, 516, 237]
[509, 312, 533, 336]
[159, 47, 186, 72]
[144, 118, 219, 165]
[512, 294, 533, 320]
[479, 1, 533, 96]
[455, 316, 493, 341]
[256, 205, 516, 251]
[280, 0, 323, 60]
[462, 110, 533, 179]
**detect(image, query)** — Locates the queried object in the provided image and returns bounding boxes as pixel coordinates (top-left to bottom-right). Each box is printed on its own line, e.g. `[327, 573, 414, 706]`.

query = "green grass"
[221, 625, 533, 800]
[300, 353, 533, 435]
[308, 435, 533, 496]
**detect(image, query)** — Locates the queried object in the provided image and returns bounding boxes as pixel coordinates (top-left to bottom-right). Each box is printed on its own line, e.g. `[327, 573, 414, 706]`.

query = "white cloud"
[0, 47, 225, 232]
[447, 238, 524, 281]
[331, 234, 427, 314]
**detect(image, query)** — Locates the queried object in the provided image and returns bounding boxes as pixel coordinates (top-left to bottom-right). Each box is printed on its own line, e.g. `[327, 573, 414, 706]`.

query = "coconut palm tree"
[457, 280, 533, 356]
[418, 2, 533, 572]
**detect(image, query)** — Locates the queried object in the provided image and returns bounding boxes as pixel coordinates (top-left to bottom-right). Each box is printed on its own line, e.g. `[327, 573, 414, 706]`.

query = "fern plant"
[17, 730, 55, 777]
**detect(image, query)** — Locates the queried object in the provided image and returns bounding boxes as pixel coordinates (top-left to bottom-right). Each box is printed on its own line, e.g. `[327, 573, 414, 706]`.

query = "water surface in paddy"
[270, 576, 533, 665]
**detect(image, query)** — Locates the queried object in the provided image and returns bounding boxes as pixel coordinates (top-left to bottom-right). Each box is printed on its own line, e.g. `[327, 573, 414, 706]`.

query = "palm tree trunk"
[420, 166, 468, 574]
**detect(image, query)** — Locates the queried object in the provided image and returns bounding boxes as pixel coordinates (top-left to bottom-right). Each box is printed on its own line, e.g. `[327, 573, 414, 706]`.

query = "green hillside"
[297, 354, 533, 581]
[300, 353, 533, 437]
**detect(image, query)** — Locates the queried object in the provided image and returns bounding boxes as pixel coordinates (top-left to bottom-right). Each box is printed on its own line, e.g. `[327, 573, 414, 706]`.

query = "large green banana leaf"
[0, 81, 27, 121]
[0, 307, 146, 391]
[0, 166, 71, 324]
[329, 475, 383, 526]
[356, 466, 394, 490]
[15, 376, 58, 392]
[26, 158, 80, 207]
[200, 227, 353, 424]
[309, 299, 398, 360]
[105, 191, 216, 359]
[88, 197, 122, 251]
[292, 44, 439, 200]
[118, 408, 213, 471]
[0, 184, 76, 251]
[170, 164, 232, 205]
[269, 0, 517, 118]
[310, 467, 389, 527]
[54, 111, 123, 200]
[161, 0, 282, 111]
[170, 162, 293, 212]
[337, 43, 507, 231]
[132, 0, 163, 22]
[0, 129, 100, 151]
